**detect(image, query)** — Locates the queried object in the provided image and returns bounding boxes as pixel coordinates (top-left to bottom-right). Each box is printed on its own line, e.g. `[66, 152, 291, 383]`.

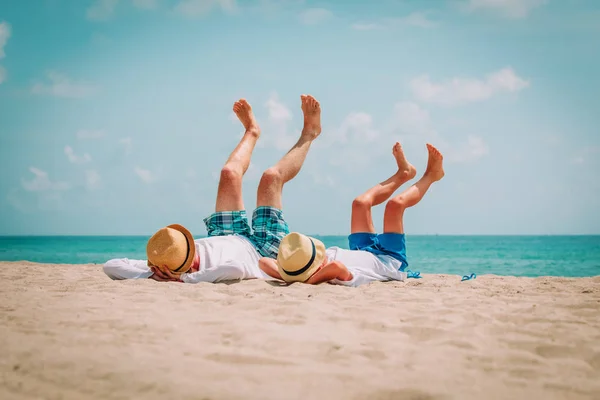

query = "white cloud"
[336, 112, 379, 144]
[398, 12, 437, 28]
[265, 93, 297, 150]
[174, 0, 237, 17]
[31, 71, 98, 99]
[119, 137, 133, 154]
[315, 112, 380, 171]
[449, 135, 490, 163]
[299, 8, 333, 25]
[85, 170, 102, 190]
[327, 147, 374, 171]
[571, 146, 600, 165]
[64, 146, 92, 164]
[77, 129, 105, 140]
[410, 67, 529, 106]
[352, 12, 437, 31]
[132, 0, 159, 9]
[388, 101, 432, 135]
[465, 0, 546, 19]
[388, 101, 489, 164]
[134, 166, 154, 183]
[0, 21, 11, 59]
[87, 0, 120, 21]
[266, 93, 292, 124]
[257, 0, 305, 15]
[351, 23, 383, 31]
[22, 167, 70, 192]
[0, 21, 11, 85]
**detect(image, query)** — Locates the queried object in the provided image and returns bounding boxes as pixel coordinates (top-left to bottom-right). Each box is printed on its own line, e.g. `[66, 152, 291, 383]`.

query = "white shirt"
[326, 246, 407, 287]
[103, 235, 269, 283]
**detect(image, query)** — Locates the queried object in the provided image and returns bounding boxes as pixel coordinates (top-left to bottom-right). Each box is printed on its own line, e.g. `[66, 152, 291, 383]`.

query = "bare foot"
[233, 99, 260, 137]
[424, 143, 445, 182]
[300, 94, 321, 139]
[392, 142, 417, 180]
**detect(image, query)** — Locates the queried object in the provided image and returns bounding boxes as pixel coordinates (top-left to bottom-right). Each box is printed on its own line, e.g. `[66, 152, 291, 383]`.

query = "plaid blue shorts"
[203, 206, 290, 259]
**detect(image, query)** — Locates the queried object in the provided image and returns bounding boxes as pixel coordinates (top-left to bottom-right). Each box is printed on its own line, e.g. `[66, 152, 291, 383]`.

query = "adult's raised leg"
[215, 99, 261, 212]
[256, 94, 322, 209]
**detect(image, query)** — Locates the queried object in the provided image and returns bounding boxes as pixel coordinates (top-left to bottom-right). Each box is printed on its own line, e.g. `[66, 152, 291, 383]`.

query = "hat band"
[281, 238, 316, 276]
[172, 235, 191, 273]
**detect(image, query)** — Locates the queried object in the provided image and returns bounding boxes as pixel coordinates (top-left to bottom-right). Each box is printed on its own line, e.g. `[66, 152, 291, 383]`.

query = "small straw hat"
[277, 232, 326, 283]
[146, 224, 195, 275]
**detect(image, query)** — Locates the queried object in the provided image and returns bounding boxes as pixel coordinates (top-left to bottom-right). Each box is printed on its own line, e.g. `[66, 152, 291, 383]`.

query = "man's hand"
[149, 266, 183, 282]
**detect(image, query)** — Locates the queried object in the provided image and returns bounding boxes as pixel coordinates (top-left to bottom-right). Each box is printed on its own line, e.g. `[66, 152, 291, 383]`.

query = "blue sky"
[0, 0, 599, 236]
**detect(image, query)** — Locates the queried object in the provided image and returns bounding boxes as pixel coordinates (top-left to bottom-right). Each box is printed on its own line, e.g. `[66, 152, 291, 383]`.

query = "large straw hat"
[277, 232, 326, 283]
[146, 224, 195, 275]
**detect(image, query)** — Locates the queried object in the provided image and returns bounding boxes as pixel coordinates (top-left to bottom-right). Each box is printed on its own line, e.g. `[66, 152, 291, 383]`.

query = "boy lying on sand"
[258, 142, 445, 287]
[103, 95, 322, 283]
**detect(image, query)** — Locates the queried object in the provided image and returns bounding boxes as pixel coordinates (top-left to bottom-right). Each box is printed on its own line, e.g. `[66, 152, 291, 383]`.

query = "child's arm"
[306, 260, 352, 285]
[258, 257, 283, 280]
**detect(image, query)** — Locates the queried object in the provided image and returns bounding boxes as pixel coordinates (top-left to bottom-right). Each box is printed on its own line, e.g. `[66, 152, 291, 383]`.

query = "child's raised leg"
[351, 142, 416, 233]
[383, 144, 445, 233]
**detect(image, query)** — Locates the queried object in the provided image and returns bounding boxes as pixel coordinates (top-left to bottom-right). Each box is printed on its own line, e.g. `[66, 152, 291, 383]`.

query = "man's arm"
[258, 257, 283, 280]
[103, 258, 179, 281]
[103, 258, 154, 280]
[306, 260, 352, 285]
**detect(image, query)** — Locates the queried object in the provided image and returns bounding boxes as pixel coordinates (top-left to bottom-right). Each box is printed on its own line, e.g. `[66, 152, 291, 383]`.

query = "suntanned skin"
[150, 95, 323, 282]
[258, 142, 445, 284]
[258, 257, 351, 284]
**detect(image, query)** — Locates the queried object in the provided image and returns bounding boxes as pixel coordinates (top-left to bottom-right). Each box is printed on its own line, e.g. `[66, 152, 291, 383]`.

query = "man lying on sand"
[103, 95, 322, 283]
[258, 142, 445, 287]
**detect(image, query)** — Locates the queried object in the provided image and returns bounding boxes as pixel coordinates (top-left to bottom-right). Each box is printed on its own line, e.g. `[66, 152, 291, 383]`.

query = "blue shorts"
[348, 232, 408, 271]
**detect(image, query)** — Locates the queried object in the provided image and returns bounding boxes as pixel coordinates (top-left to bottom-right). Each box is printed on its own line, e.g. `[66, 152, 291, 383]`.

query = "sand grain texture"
[1, 262, 600, 400]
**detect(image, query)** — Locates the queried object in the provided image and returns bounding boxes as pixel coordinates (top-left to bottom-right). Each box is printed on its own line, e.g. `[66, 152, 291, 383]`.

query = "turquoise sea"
[0, 235, 599, 277]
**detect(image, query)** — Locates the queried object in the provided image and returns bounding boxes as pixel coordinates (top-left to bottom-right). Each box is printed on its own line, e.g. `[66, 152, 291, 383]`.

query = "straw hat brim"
[148, 223, 195, 275]
[278, 237, 326, 283]
[168, 224, 195, 275]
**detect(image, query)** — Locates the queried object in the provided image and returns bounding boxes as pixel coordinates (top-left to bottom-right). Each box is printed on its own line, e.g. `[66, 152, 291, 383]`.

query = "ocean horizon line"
[1, 234, 599, 238]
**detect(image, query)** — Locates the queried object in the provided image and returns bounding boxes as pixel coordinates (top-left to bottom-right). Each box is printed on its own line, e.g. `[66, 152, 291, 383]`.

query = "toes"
[234, 99, 253, 115]
[300, 95, 320, 113]
[304, 95, 319, 110]
[300, 95, 308, 109]
[427, 144, 443, 160]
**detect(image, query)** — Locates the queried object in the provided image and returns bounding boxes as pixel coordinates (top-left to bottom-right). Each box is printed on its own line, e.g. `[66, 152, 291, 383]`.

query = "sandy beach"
[1, 262, 599, 400]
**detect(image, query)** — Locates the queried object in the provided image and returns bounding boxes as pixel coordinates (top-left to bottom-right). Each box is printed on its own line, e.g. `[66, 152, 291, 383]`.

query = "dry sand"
[1, 261, 599, 400]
